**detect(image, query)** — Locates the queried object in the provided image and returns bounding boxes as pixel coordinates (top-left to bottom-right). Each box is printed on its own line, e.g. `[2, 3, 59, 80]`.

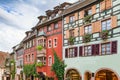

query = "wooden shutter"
[95, 44, 100, 55]
[111, 41, 117, 54]
[93, 20, 101, 33]
[106, 0, 112, 9]
[92, 44, 100, 55]
[92, 45, 95, 55]
[74, 47, 78, 57]
[92, 5, 96, 14]
[111, 16, 117, 28]
[79, 10, 84, 19]
[65, 48, 68, 58]
[79, 46, 83, 56]
[100, 0, 105, 11]
[80, 26, 84, 36]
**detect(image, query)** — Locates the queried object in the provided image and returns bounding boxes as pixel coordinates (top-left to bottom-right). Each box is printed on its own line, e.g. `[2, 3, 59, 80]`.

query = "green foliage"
[83, 34, 92, 43]
[10, 59, 16, 80]
[83, 15, 92, 24]
[101, 30, 109, 40]
[36, 62, 44, 67]
[37, 45, 43, 51]
[23, 63, 37, 78]
[68, 36, 75, 45]
[51, 50, 67, 80]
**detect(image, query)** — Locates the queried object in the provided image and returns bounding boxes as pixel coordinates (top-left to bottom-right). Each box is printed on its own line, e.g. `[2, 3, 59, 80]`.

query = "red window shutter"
[95, 44, 100, 55]
[65, 48, 68, 58]
[74, 47, 78, 57]
[79, 46, 83, 56]
[111, 41, 117, 54]
[92, 44, 100, 55]
[92, 45, 95, 55]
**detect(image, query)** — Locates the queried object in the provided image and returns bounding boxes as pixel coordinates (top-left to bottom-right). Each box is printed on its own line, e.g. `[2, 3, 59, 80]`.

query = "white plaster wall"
[63, 36, 120, 78]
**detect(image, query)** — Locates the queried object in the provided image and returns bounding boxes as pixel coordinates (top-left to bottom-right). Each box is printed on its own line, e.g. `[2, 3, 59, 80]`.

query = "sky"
[0, 0, 78, 53]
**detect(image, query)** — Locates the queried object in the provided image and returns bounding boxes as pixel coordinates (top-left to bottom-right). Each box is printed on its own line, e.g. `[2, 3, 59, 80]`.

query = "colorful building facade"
[13, 42, 24, 80]
[35, 2, 71, 79]
[63, 0, 120, 80]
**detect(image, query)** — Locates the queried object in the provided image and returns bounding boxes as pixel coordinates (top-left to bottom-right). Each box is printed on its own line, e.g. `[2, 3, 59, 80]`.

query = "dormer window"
[54, 22, 58, 29]
[69, 15, 75, 23]
[47, 25, 52, 31]
[84, 8, 92, 17]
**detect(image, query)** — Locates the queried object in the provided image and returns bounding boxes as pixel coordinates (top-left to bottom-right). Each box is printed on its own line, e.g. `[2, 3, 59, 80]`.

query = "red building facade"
[23, 28, 37, 65]
[36, 2, 71, 79]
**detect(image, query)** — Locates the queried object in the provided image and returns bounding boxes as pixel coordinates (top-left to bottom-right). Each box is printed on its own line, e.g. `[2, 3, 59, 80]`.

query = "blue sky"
[0, 0, 77, 52]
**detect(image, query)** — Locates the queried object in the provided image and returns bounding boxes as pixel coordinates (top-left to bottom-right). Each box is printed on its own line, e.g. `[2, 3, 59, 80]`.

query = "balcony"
[37, 48, 46, 57]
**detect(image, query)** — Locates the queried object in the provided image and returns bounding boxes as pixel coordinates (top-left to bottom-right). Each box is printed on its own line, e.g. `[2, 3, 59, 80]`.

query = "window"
[69, 15, 75, 23]
[65, 47, 78, 58]
[102, 19, 111, 31]
[84, 9, 92, 17]
[64, 18, 66, 24]
[54, 23, 58, 29]
[84, 25, 92, 34]
[69, 29, 74, 37]
[28, 55, 30, 62]
[26, 55, 27, 62]
[32, 54, 34, 61]
[54, 38, 57, 47]
[96, 3, 100, 13]
[84, 46, 92, 56]
[47, 25, 52, 31]
[44, 39, 46, 48]
[48, 56, 52, 66]
[48, 39, 52, 48]
[101, 43, 111, 55]
[69, 48, 75, 58]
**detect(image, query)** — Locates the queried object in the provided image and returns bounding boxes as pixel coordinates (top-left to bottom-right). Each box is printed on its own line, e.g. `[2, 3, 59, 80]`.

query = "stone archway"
[95, 69, 118, 80]
[65, 69, 81, 80]
[84, 72, 91, 80]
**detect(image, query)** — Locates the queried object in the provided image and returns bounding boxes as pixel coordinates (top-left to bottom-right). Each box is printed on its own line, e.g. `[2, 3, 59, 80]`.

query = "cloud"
[0, 0, 78, 52]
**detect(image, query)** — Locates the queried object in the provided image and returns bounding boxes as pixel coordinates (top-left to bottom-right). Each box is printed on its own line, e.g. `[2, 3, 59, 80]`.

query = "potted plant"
[36, 62, 44, 67]
[83, 15, 92, 24]
[101, 30, 109, 40]
[83, 34, 92, 43]
[37, 45, 43, 51]
[68, 36, 75, 45]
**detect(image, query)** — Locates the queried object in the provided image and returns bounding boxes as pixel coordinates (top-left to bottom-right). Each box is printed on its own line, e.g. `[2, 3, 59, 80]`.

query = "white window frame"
[53, 38, 57, 47]
[48, 39, 52, 48]
[48, 55, 52, 66]
[102, 19, 111, 31]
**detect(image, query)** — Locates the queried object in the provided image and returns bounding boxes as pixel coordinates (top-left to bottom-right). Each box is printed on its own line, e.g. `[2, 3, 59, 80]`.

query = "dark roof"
[23, 31, 36, 42]
[38, 16, 47, 20]
[63, 0, 98, 16]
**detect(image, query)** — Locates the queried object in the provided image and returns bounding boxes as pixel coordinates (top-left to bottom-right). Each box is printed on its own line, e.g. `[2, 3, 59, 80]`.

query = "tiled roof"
[63, 0, 98, 16]
[0, 51, 9, 68]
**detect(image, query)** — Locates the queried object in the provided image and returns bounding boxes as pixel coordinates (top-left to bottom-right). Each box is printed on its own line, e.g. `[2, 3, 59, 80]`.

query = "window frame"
[84, 25, 92, 34]
[84, 8, 92, 17]
[47, 25, 52, 32]
[54, 22, 58, 29]
[69, 15, 75, 23]
[84, 45, 92, 56]
[101, 19, 111, 31]
[48, 39, 52, 48]
[101, 42, 111, 55]
[53, 38, 57, 47]
[48, 55, 52, 66]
